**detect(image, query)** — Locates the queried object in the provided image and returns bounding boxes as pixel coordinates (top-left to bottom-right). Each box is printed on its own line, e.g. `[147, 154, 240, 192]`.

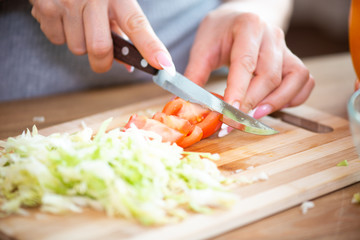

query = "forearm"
[220, 0, 294, 30]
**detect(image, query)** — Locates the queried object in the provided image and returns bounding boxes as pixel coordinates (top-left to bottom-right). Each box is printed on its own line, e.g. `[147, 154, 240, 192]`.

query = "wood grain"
[0, 98, 358, 240]
[0, 53, 359, 239]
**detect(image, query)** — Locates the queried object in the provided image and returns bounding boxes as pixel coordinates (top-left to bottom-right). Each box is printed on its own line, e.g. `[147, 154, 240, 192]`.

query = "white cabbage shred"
[300, 201, 315, 214]
[0, 119, 236, 225]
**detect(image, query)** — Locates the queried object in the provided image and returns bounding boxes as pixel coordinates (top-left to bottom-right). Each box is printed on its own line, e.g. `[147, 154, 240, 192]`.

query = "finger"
[184, 22, 222, 86]
[34, 0, 65, 45]
[241, 27, 284, 113]
[183, 41, 215, 87]
[223, 13, 264, 109]
[63, 2, 86, 55]
[31, 6, 40, 22]
[83, 0, 113, 73]
[288, 74, 315, 107]
[253, 49, 311, 119]
[110, 19, 128, 38]
[109, 0, 175, 74]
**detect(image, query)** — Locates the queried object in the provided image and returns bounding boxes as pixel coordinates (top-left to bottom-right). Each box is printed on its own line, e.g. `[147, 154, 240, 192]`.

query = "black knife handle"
[111, 32, 159, 75]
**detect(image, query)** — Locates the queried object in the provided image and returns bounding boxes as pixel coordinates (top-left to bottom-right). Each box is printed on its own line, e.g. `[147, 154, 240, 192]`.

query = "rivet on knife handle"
[111, 32, 159, 75]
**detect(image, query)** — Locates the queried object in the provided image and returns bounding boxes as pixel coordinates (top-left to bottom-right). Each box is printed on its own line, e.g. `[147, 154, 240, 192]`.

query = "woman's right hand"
[29, 0, 175, 73]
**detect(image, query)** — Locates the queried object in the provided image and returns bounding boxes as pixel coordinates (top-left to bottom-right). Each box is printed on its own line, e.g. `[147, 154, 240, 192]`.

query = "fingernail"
[248, 107, 257, 117]
[155, 52, 176, 76]
[253, 104, 273, 119]
[218, 126, 228, 137]
[232, 101, 240, 109]
[218, 123, 233, 137]
[126, 65, 134, 73]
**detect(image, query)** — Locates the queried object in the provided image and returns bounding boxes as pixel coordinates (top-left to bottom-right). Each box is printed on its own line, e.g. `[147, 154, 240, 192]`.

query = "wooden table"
[0, 52, 359, 239]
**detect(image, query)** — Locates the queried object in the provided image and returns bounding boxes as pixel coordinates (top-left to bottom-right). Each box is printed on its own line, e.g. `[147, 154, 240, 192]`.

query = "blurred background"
[286, 0, 350, 58]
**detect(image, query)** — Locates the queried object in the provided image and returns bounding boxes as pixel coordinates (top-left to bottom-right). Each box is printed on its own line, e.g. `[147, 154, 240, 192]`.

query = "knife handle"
[111, 32, 159, 75]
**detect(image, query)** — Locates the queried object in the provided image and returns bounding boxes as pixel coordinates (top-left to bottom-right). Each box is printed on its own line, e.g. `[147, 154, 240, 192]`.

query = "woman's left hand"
[184, 2, 314, 119]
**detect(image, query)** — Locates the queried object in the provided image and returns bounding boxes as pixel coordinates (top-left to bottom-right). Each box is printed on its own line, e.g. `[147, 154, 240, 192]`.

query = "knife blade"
[153, 70, 278, 135]
[269, 111, 333, 133]
[111, 32, 278, 135]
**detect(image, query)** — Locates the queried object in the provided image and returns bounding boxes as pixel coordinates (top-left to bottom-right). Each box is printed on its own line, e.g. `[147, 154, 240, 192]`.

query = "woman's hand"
[184, 2, 314, 119]
[29, 0, 175, 73]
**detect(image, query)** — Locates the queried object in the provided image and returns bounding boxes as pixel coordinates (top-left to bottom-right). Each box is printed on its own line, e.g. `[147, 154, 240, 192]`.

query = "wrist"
[218, 0, 293, 30]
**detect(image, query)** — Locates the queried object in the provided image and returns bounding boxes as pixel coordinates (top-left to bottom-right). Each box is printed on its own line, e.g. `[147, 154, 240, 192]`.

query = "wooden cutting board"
[0, 96, 359, 240]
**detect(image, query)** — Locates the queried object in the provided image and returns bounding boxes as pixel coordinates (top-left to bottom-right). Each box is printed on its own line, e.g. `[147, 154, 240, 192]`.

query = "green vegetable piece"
[336, 160, 348, 167]
[352, 192, 360, 204]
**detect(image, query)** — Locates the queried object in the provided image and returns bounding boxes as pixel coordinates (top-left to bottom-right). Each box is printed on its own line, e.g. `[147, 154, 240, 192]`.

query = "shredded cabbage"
[0, 118, 236, 225]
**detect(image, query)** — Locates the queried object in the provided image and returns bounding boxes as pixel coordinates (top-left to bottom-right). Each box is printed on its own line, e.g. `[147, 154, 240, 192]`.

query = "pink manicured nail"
[248, 107, 257, 117]
[155, 52, 176, 76]
[126, 65, 134, 73]
[253, 104, 273, 119]
[232, 101, 240, 109]
[218, 125, 228, 137]
[218, 123, 233, 138]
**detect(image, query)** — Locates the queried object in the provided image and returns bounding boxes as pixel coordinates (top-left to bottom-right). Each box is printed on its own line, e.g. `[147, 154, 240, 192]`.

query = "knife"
[111, 32, 278, 135]
[269, 111, 333, 133]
